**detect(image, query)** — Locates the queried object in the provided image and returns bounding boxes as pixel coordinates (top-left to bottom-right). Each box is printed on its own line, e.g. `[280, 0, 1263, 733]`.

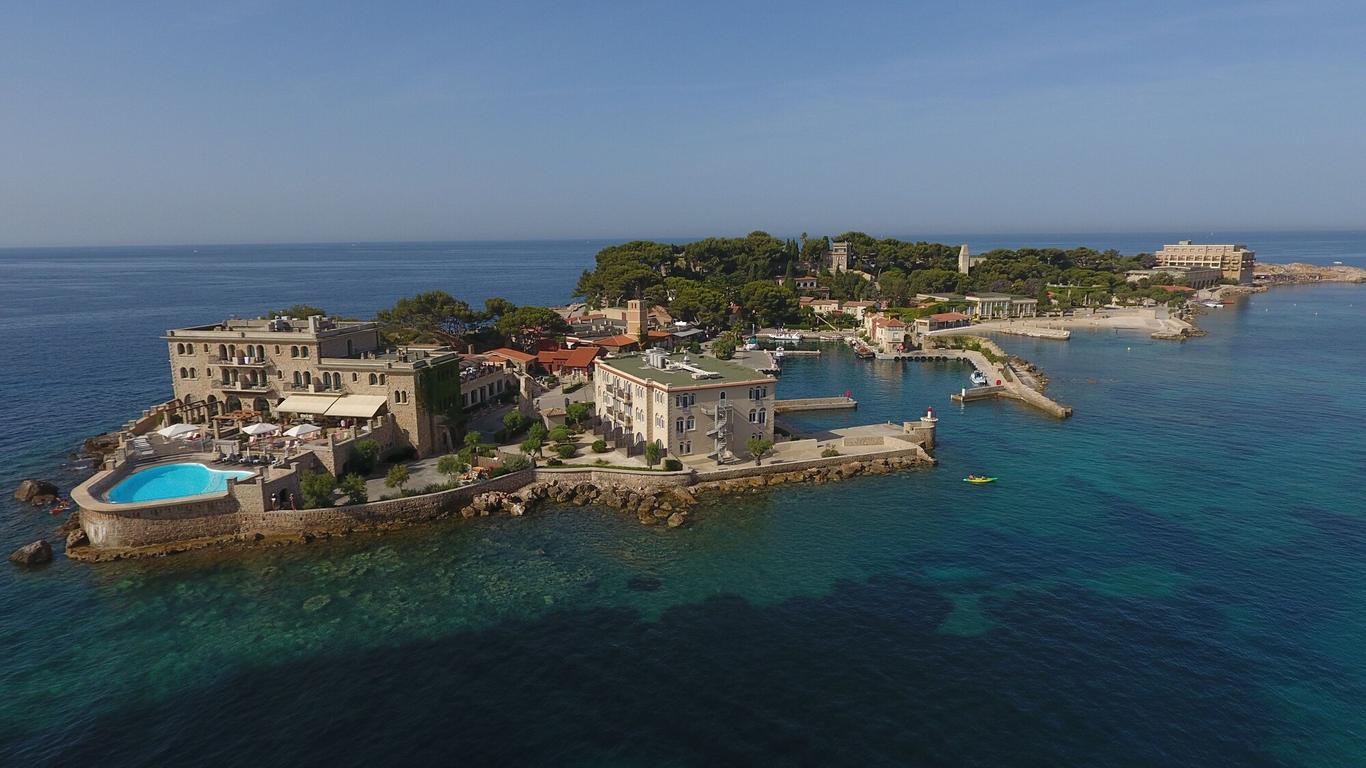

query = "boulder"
[10, 540, 53, 566]
[56, 510, 83, 535]
[14, 479, 60, 505]
[65, 529, 89, 549]
[666, 512, 688, 528]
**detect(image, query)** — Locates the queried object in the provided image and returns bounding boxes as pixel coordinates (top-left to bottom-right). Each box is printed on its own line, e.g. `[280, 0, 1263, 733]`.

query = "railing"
[219, 381, 272, 393]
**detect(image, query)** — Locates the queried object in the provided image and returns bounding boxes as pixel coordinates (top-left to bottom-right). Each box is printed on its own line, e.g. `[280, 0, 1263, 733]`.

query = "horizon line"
[4, 226, 1366, 252]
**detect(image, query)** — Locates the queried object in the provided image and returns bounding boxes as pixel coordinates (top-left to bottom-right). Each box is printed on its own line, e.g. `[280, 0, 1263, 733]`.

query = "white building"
[594, 349, 777, 463]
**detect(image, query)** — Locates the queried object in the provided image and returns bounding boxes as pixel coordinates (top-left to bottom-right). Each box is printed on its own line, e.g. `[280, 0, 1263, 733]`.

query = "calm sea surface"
[2, 233, 1365, 766]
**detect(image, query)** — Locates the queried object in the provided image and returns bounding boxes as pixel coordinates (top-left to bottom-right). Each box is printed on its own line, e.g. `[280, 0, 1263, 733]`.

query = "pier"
[774, 396, 858, 413]
[873, 346, 1074, 419]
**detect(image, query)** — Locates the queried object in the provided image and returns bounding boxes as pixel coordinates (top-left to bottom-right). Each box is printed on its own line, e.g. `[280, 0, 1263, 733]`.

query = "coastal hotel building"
[162, 314, 506, 456]
[1155, 240, 1255, 284]
[594, 348, 777, 463]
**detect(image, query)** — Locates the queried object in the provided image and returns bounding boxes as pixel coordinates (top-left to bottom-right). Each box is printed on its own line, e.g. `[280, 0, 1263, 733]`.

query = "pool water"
[106, 463, 255, 503]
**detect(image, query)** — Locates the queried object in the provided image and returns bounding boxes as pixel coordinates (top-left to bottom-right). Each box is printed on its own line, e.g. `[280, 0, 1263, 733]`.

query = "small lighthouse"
[904, 406, 938, 449]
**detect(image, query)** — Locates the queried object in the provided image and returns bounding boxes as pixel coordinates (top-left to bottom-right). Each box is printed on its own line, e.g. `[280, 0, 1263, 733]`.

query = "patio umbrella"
[284, 423, 321, 438]
[156, 423, 200, 439]
[241, 423, 280, 437]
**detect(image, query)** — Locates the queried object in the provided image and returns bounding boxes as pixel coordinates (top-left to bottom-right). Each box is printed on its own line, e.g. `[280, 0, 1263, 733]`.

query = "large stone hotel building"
[162, 314, 466, 456]
[1155, 240, 1255, 284]
[594, 348, 777, 463]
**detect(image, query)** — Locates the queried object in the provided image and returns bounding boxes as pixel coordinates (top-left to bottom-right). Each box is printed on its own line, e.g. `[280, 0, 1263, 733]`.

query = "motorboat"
[970, 370, 989, 386]
[769, 331, 803, 342]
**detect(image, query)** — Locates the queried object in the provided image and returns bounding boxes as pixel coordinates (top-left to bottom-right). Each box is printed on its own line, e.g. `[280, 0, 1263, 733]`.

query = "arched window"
[228, 344, 236, 358]
[218, 344, 227, 359]
[718, 391, 727, 401]
[676, 418, 684, 434]
[290, 346, 298, 358]
[379, 373, 386, 385]
[758, 408, 767, 424]
[300, 347, 310, 359]
[293, 371, 301, 387]
[748, 409, 757, 423]
[190, 368, 197, 379]
[369, 373, 377, 385]
[179, 367, 188, 378]
[686, 416, 695, 431]
[255, 345, 264, 359]
[351, 372, 358, 382]
[274, 345, 281, 354]
[176, 343, 184, 355]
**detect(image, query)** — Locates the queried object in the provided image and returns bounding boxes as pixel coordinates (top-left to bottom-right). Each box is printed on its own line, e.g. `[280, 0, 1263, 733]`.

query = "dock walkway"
[874, 348, 1073, 419]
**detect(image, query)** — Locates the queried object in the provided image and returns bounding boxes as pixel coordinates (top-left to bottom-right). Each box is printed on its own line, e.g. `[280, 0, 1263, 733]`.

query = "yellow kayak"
[963, 477, 997, 484]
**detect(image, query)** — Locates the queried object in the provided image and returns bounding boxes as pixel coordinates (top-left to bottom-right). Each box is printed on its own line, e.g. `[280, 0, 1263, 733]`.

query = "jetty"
[774, 396, 858, 413]
[875, 344, 1073, 419]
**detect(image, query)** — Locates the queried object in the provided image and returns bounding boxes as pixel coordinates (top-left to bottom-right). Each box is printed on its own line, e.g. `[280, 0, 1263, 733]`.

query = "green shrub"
[821, 447, 841, 458]
[501, 454, 532, 472]
[663, 458, 683, 471]
[548, 425, 573, 444]
[339, 473, 368, 504]
[546, 458, 564, 467]
[591, 439, 609, 453]
[437, 454, 467, 480]
[385, 464, 410, 492]
[349, 439, 380, 475]
[489, 466, 509, 478]
[299, 472, 337, 509]
[553, 444, 577, 459]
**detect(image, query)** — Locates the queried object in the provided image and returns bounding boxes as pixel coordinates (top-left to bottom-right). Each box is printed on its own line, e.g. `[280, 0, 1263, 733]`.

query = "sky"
[1, 0, 1364, 246]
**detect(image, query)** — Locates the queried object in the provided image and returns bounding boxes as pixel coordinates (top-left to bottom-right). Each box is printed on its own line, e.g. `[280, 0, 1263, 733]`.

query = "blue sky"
[2, 0, 1363, 246]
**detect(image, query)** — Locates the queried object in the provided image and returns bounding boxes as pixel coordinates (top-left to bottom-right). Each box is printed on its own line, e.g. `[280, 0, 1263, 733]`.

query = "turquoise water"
[105, 463, 256, 504]
[2, 237, 1366, 765]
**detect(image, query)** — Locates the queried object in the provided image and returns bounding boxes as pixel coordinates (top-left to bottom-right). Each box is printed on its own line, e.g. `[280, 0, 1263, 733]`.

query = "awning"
[276, 394, 341, 414]
[323, 395, 389, 418]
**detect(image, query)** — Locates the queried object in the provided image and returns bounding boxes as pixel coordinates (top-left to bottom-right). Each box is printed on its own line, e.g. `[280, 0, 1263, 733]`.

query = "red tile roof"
[485, 347, 536, 364]
[596, 334, 640, 348]
[929, 312, 970, 321]
[647, 329, 673, 339]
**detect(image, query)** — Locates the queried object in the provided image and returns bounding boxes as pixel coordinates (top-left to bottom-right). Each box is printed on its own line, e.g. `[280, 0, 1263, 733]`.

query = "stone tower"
[626, 299, 648, 339]
[957, 244, 971, 275]
[829, 241, 850, 273]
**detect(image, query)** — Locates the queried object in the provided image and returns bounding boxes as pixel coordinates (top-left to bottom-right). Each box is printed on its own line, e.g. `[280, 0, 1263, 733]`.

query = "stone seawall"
[71, 470, 535, 560]
[70, 448, 935, 560]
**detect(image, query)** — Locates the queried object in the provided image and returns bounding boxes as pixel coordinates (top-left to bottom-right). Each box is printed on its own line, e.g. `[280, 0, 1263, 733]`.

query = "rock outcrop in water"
[451, 455, 926, 527]
[14, 479, 60, 505]
[10, 540, 53, 566]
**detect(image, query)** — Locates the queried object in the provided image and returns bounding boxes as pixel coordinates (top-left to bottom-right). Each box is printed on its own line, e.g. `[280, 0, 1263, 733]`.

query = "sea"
[2, 232, 1365, 766]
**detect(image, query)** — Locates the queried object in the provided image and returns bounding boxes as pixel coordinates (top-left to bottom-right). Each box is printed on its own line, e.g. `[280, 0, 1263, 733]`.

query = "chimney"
[308, 315, 320, 333]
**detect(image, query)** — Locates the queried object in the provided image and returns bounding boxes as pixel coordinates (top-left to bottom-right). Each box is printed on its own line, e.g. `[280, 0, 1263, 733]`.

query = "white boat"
[768, 331, 803, 342]
[970, 370, 988, 386]
[1199, 300, 1223, 309]
[1333, 261, 1344, 265]
[773, 345, 786, 359]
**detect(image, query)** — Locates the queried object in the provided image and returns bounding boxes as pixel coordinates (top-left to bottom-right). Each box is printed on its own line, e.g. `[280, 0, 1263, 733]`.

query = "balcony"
[218, 380, 272, 394]
[216, 356, 271, 367]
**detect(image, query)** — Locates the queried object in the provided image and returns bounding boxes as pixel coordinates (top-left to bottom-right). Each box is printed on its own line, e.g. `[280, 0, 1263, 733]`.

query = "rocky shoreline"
[63, 454, 929, 562]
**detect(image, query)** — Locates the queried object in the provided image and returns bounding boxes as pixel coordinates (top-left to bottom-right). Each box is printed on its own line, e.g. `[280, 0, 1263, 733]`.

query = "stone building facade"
[163, 314, 462, 456]
[1155, 240, 1255, 284]
[594, 349, 777, 463]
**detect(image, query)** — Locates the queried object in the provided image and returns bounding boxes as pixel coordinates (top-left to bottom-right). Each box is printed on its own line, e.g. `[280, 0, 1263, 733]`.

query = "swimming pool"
[106, 463, 255, 504]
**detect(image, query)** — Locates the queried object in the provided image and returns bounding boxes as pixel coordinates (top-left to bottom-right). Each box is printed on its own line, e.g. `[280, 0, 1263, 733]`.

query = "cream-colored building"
[594, 349, 777, 463]
[864, 313, 908, 351]
[1155, 240, 1255, 284]
[163, 314, 464, 456]
[1125, 265, 1222, 289]
[964, 293, 1038, 319]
